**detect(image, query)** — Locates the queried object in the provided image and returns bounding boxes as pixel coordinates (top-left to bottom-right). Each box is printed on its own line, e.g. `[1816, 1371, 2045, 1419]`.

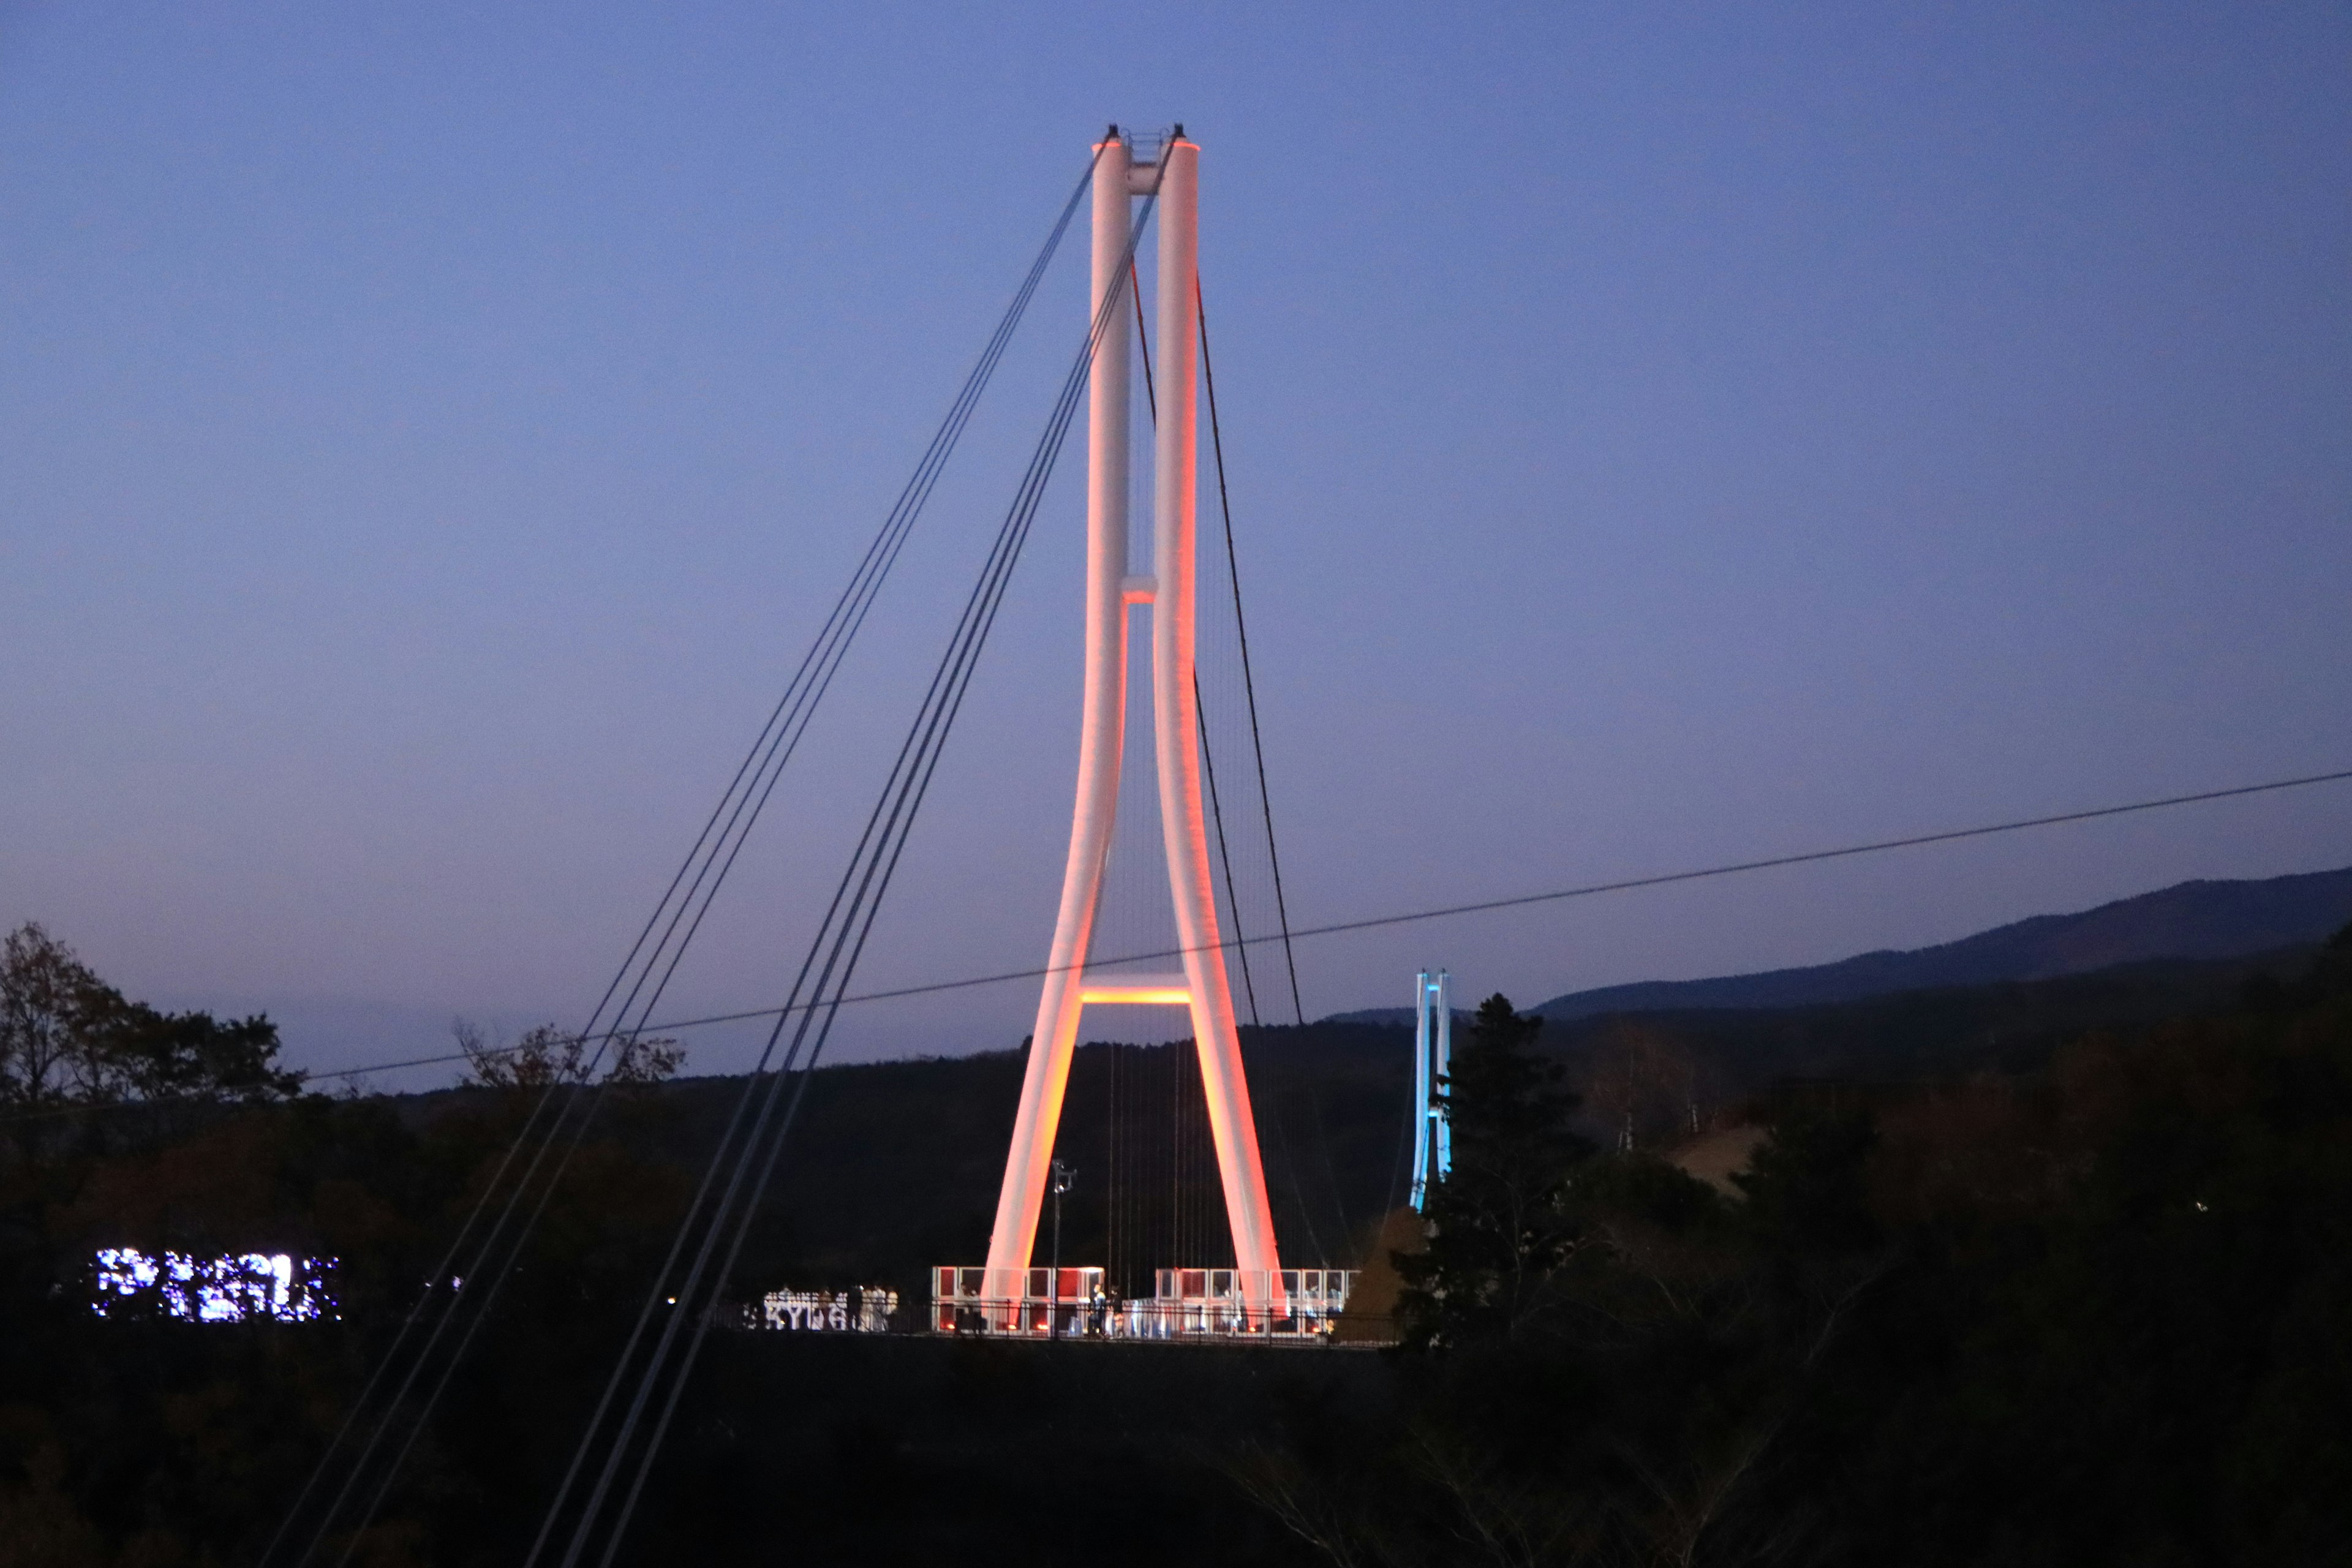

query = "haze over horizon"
[6, 4, 2348, 1087]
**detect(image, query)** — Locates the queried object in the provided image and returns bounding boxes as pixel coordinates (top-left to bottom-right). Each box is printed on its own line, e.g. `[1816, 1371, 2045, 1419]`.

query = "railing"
[747, 1286, 897, 1333]
[932, 1266, 1355, 1343]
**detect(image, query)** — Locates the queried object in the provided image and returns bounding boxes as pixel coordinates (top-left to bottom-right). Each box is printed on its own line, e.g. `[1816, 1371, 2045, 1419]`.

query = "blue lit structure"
[1409, 969, 1452, 1210]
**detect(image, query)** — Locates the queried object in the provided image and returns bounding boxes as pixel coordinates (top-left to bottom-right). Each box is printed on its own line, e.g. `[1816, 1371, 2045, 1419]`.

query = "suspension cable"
[535, 150, 1169, 1568]
[1198, 277, 1308, 1027]
[578, 202, 1152, 1568]
[274, 150, 1103, 1568]
[1196, 667, 1262, 1022]
[1188, 276, 1333, 1254]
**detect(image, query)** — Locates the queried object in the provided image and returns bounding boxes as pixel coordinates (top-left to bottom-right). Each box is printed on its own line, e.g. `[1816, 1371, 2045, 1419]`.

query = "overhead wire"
[36, 767, 2345, 1486]
[23, 764, 2350, 1136]
[605, 764, 2352, 1031]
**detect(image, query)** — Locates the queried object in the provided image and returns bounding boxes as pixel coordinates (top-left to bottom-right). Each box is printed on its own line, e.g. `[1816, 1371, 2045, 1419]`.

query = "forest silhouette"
[3, 921, 2348, 1563]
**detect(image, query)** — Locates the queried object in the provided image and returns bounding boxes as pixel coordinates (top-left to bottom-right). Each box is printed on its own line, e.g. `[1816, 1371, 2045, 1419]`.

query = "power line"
[26, 762, 2328, 1123]
[597, 763, 2351, 1036]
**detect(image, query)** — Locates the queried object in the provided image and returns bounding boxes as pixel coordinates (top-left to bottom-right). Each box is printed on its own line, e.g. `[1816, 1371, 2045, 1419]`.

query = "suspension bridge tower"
[980, 126, 1284, 1307]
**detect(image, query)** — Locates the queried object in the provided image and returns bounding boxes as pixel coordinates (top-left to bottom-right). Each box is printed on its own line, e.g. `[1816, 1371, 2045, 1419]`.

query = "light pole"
[1049, 1159, 1074, 1339]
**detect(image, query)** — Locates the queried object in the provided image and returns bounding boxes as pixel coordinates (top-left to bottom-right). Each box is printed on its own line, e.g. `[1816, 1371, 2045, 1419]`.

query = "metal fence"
[747, 1286, 897, 1333]
[931, 1266, 1356, 1343]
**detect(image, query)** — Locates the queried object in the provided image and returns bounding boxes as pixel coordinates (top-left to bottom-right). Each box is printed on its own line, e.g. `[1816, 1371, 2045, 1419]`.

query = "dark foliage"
[1, 922, 301, 1171]
[1238, 925, 2352, 1566]
[2, 931, 2348, 1562]
[1396, 995, 1593, 1348]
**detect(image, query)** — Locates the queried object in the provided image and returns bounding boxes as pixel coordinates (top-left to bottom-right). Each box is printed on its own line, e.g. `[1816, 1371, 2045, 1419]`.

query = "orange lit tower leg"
[983, 129, 1283, 1317]
[1146, 137, 1282, 1300]
[980, 129, 1133, 1305]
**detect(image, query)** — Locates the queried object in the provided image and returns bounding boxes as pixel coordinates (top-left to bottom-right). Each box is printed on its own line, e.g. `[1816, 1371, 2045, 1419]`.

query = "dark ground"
[629, 1333, 1389, 1565]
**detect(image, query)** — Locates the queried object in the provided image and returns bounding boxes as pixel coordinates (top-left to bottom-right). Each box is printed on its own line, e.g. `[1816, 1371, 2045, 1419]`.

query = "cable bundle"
[521, 151, 1172, 1568]
[258, 151, 1102, 1568]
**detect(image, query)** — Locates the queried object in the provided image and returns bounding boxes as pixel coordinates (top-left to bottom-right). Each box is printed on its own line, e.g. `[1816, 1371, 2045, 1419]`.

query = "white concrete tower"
[984, 128, 1283, 1300]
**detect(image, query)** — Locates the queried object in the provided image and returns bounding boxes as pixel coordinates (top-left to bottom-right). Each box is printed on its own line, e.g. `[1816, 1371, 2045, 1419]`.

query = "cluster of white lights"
[92, 1248, 335, 1322]
[758, 1287, 896, 1333]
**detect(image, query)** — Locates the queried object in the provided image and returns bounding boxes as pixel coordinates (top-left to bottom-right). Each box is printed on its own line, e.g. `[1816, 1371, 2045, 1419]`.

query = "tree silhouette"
[1397, 993, 1591, 1348]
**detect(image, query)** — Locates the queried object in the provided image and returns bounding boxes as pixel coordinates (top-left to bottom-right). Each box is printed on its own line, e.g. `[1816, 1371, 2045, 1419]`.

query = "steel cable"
[1197, 279, 1309, 1030]
[532, 147, 1169, 1568]
[273, 150, 1101, 1568]
[17, 767, 2343, 1147]
[1130, 268, 1317, 1268]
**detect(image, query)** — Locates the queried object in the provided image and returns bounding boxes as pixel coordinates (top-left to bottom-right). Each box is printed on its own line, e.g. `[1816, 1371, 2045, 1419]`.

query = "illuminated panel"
[92, 1248, 335, 1322]
[1077, 985, 1194, 1005]
[756, 1286, 897, 1332]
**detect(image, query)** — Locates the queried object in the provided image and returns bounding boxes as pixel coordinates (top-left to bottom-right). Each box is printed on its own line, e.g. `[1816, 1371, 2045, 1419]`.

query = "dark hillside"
[1330, 864, 2352, 1026]
[1532, 864, 2352, 1019]
[1539, 946, 2312, 1087]
[625, 1333, 1378, 1565]
[646, 1023, 1417, 1302]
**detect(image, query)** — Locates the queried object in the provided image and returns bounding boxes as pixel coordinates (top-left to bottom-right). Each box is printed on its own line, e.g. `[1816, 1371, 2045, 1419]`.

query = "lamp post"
[1049, 1159, 1074, 1339]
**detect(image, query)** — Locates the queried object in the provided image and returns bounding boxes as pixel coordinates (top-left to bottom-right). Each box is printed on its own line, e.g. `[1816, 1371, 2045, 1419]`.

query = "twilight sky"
[4, 3, 2348, 1087]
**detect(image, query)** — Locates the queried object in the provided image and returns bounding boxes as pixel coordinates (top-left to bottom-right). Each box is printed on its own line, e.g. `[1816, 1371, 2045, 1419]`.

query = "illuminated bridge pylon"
[982, 126, 1283, 1307]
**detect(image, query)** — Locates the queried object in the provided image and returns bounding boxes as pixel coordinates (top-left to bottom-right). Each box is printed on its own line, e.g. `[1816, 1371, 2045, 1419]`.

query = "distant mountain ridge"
[1327, 865, 2352, 1025]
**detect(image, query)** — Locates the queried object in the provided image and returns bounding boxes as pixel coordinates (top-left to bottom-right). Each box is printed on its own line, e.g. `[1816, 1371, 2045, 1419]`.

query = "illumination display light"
[91, 1248, 335, 1322]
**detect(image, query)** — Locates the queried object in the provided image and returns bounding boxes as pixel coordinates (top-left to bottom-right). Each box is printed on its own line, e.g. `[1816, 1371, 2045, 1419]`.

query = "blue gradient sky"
[4, 3, 2348, 1085]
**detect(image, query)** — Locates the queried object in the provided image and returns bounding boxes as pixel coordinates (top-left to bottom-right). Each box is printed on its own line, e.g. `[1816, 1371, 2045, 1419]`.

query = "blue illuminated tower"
[1409, 969, 1452, 1210]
